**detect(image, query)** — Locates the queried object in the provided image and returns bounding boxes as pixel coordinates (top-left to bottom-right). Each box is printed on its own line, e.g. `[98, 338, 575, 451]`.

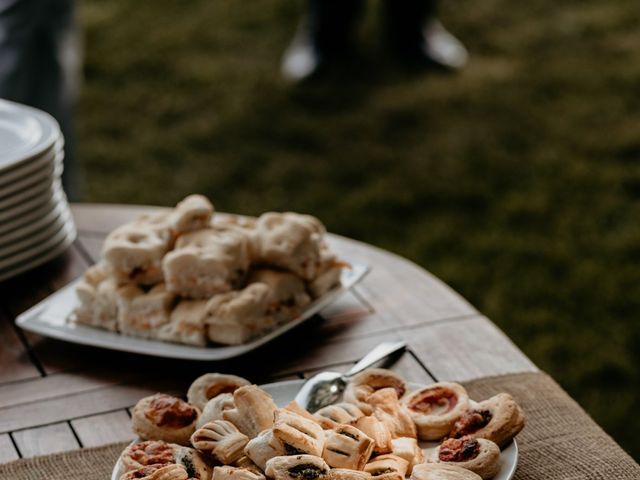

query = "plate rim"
[16, 262, 370, 361]
[110, 379, 518, 480]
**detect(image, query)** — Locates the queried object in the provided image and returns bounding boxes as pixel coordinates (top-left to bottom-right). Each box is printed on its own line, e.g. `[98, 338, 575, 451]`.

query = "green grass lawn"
[76, 0, 640, 459]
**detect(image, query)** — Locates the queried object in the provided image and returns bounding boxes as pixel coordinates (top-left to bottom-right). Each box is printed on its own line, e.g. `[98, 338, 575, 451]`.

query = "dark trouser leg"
[383, 0, 437, 56]
[308, 0, 364, 55]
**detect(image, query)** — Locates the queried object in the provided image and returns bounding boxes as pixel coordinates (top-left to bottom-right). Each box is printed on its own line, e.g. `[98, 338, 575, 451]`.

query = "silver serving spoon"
[294, 340, 407, 412]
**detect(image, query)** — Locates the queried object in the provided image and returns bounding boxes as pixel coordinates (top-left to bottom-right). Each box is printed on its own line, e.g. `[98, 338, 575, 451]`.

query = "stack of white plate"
[0, 99, 76, 282]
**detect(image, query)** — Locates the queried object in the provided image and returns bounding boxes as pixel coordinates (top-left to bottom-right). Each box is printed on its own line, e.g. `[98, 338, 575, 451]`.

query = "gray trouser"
[0, 0, 81, 199]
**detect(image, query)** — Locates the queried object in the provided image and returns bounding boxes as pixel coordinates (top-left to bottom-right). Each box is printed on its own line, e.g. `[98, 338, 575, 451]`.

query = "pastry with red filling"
[343, 369, 408, 415]
[449, 393, 525, 449]
[187, 373, 250, 411]
[132, 394, 200, 446]
[402, 383, 470, 440]
[429, 436, 500, 480]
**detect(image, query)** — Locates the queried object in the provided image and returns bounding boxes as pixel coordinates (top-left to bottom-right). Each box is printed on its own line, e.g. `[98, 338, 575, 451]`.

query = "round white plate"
[0, 209, 75, 270]
[0, 221, 76, 282]
[0, 150, 63, 199]
[0, 179, 61, 223]
[110, 380, 518, 480]
[0, 196, 68, 248]
[0, 185, 63, 231]
[0, 202, 72, 258]
[0, 173, 54, 210]
[0, 139, 63, 188]
[0, 100, 60, 172]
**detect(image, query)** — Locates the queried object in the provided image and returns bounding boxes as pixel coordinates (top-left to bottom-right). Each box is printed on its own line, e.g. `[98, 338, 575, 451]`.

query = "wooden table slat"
[12, 422, 79, 458]
[71, 410, 134, 448]
[0, 434, 19, 462]
[0, 315, 41, 384]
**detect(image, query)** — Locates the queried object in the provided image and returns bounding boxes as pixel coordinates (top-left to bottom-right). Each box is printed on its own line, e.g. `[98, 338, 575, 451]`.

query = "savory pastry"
[315, 403, 365, 430]
[246, 269, 311, 321]
[402, 383, 470, 441]
[411, 464, 482, 480]
[213, 465, 266, 480]
[205, 283, 276, 345]
[191, 420, 249, 464]
[265, 454, 331, 480]
[307, 245, 347, 298]
[156, 299, 208, 346]
[197, 393, 236, 429]
[162, 226, 251, 299]
[223, 385, 278, 438]
[363, 454, 409, 480]
[102, 212, 172, 285]
[244, 429, 286, 470]
[429, 436, 500, 480]
[322, 424, 374, 470]
[74, 262, 119, 331]
[368, 388, 417, 439]
[132, 394, 200, 446]
[328, 469, 372, 480]
[120, 463, 188, 480]
[120, 440, 178, 472]
[187, 373, 250, 410]
[284, 401, 323, 425]
[234, 455, 263, 473]
[353, 416, 392, 455]
[174, 446, 212, 480]
[273, 409, 326, 456]
[449, 393, 525, 448]
[116, 283, 175, 338]
[343, 369, 408, 415]
[169, 195, 214, 235]
[390, 437, 424, 474]
[252, 212, 326, 280]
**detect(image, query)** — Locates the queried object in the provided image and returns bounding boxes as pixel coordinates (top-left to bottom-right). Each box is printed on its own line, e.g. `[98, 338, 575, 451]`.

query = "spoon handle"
[345, 340, 407, 377]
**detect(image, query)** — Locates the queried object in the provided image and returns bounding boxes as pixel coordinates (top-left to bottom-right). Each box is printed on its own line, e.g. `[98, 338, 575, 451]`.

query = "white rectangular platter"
[16, 262, 369, 361]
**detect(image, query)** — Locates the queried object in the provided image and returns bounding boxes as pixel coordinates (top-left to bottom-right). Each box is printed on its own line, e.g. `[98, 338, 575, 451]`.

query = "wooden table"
[0, 204, 537, 462]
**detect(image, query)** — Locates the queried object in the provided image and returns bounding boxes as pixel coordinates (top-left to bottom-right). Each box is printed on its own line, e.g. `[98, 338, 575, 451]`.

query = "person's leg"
[383, 0, 468, 70]
[281, 0, 364, 82]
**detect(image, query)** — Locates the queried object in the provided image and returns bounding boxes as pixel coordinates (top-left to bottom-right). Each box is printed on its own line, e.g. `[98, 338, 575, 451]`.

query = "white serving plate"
[16, 263, 370, 361]
[111, 380, 517, 480]
[0, 179, 61, 223]
[0, 186, 64, 235]
[0, 99, 60, 172]
[0, 138, 62, 187]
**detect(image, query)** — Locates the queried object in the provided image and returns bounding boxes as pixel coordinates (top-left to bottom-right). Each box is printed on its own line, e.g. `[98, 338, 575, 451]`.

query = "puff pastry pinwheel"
[429, 436, 500, 480]
[197, 393, 235, 429]
[132, 394, 200, 446]
[74, 262, 119, 331]
[343, 369, 408, 415]
[244, 429, 287, 470]
[205, 283, 276, 345]
[314, 403, 365, 430]
[223, 385, 278, 438]
[368, 388, 417, 439]
[187, 373, 250, 411]
[102, 212, 172, 285]
[328, 469, 372, 480]
[120, 440, 178, 472]
[169, 194, 214, 235]
[449, 393, 525, 449]
[322, 424, 374, 470]
[191, 420, 249, 464]
[120, 463, 188, 480]
[411, 464, 481, 480]
[213, 465, 266, 480]
[273, 409, 326, 456]
[265, 454, 331, 480]
[363, 454, 409, 480]
[354, 416, 392, 455]
[390, 437, 424, 474]
[116, 283, 175, 339]
[252, 212, 326, 280]
[402, 383, 470, 441]
[162, 226, 250, 299]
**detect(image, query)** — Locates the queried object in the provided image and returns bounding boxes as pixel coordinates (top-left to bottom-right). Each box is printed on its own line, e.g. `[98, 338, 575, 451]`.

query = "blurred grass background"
[75, 0, 639, 459]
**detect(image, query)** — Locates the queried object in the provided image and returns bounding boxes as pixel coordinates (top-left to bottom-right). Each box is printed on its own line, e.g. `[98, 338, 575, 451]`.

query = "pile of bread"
[72, 195, 346, 346]
[118, 368, 525, 480]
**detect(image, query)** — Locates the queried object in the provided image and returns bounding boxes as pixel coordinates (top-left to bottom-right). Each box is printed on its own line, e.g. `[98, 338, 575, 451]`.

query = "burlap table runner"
[1, 372, 638, 479]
